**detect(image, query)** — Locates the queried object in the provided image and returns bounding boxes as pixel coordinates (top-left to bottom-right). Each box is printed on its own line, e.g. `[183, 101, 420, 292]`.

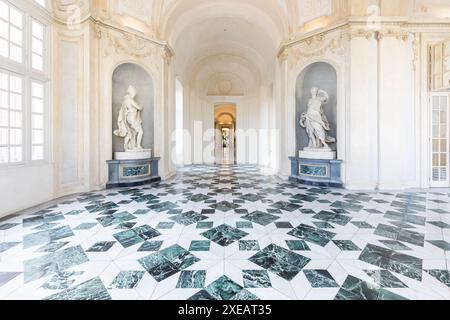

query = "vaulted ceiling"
[52, 0, 450, 88]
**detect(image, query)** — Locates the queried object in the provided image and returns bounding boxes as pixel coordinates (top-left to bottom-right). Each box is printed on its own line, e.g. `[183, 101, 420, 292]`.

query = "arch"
[295, 61, 338, 153]
[111, 62, 155, 155]
[110, 59, 157, 85]
[162, 0, 287, 46]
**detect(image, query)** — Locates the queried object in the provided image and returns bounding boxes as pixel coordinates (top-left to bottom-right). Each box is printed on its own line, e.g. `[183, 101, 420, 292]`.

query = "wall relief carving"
[298, 0, 332, 26]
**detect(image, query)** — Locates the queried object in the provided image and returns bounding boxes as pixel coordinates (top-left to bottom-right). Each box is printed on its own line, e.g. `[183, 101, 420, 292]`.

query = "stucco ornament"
[114, 85, 144, 151]
[300, 87, 336, 150]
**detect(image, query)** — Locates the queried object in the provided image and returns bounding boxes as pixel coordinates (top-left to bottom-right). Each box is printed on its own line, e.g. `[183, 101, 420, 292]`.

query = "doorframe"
[214, 103, 237, 165]
[429, 92, 450, 188]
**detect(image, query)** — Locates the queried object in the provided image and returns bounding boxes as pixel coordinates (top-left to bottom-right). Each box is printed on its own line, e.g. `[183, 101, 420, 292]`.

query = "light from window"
[34, 0, 46, 8]
[31, 81, 44, 160]
[0, 70, 23, 163]
[31, 20, 44, 71]
[0, 1, 23, 64]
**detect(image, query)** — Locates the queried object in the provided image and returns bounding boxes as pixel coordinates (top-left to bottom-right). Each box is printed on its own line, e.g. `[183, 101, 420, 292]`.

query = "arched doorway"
[215, 104, 236, 164]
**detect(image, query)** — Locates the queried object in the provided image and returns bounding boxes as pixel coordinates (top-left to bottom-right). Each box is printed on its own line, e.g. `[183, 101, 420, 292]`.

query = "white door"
[430, 93, 450, 187]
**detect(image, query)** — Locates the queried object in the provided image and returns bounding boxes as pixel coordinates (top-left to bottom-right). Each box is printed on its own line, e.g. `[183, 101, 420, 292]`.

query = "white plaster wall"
[53, 25, 92, 198]
[346, 36, 379, 189]
[378, 36, 417, 189]
[59, 41, 79, 185]
[0, 165, 53, 217]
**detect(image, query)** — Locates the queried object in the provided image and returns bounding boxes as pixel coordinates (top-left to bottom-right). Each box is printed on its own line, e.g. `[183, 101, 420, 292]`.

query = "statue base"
[299, 148, 336, 160]
[106, 157, 161, 189]
[115, 149, 152, 160]
[289, 156, 343, 188]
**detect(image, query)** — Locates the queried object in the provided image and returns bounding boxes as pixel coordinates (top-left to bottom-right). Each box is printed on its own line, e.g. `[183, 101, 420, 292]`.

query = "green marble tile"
[0, 223, 20, 230]
[249, 244, 310, 281]
[74, 223, 97, 230]
[138, 241, 163, 252]
[230, 289, 260, 300]
[204, 276, 243, 300]
[286, 240, 310, 251]
[201, 224, 248, 247]
[239, 240, 260, 251]
[364, 270, 408, 288]
[303, 270, 339, 288]
[24, 245, 89, 283]
[86, 241, 116, 252]
[109, 271, 145, 289]
[170, 211, 208, 226]
[375, 224, 424, 247]
[359, 244, 423, 281]
[236, 221, 253, 229]
[0, 242, 20, 253]
[313, 211, 352, 226]
[427, 240, 450, 251]
[379, 240, 411, 251]
[176, 270, 206, 288]
[335, 275, 407, 300]
[45, 277, 111, 300]
[196, 222, 213, 229]
[313, 221, 335, 229]
[288, 224, 336, 247]
[37, 242, 68, 253]
[332, 240, 361, 251]
[189, 240, 211, 251]
[243, 270, 271, 288]
[156, 222, 175, 229]
[242, 211, 280, 226]
[426, 270, 450, 287]
[41, 271, 84, 290]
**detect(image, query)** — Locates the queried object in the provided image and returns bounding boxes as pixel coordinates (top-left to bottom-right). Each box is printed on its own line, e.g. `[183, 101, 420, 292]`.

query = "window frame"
[0, 0, 51, 168]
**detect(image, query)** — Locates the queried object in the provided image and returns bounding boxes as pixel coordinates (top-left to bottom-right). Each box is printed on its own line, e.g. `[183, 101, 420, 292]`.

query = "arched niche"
[112, 63, 154, 155]
[295, 62, 337, 153]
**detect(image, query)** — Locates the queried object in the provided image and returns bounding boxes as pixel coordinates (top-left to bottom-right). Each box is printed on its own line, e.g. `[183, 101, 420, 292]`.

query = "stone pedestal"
[114, 149, 152, 160]
[299, 148, 336, 160]
[106, 157, 161, 189]
[289, 156, 343, 188]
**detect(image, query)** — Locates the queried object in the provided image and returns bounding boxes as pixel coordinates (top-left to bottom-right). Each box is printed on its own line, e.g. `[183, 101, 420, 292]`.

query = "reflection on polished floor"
[0, 165, 449, 300]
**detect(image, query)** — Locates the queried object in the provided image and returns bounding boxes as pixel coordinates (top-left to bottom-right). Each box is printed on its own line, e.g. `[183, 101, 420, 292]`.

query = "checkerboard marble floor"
[1, 165, 450, 300]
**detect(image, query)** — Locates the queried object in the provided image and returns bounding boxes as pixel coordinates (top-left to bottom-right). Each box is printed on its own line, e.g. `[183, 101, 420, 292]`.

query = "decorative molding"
[298, 0, 332, 27]
[376, 29, 410, 42]
[161, 46, 174, 65]
[104, 28, 156, 59]
[341, 29, 375, 41]
[287, 32, 343, 67]
[412, 32, 420, 71]
[52, 0, 91, 25]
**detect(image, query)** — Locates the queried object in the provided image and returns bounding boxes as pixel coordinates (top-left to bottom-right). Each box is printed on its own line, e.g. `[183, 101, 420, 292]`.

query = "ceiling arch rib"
[162, 0, 288, 45]
[192, 54, 259, 96]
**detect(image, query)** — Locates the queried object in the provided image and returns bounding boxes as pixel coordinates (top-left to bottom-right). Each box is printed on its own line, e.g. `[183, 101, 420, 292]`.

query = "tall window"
[0, 1, 23, 63]
[0, 71, 23, 163]
[0, 0, 49, 165]
[32, 20, 44, 71]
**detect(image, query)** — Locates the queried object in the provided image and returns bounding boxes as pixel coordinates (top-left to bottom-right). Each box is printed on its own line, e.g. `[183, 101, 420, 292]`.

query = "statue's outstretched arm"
[131, 100, 143, 110]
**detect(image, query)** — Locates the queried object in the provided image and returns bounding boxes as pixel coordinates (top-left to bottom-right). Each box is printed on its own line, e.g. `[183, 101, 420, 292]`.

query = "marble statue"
[300, 87, 336, 150]
[114, 85, 144, 152]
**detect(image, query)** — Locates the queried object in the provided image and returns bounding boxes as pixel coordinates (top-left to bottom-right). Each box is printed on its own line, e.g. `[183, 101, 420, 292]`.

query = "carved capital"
[161, 46, 174, 65]
[277, 46, 289, 61]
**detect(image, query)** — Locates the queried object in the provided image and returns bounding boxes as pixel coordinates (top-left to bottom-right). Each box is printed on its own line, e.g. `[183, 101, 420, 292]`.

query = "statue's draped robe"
[114, 102, 130, 139]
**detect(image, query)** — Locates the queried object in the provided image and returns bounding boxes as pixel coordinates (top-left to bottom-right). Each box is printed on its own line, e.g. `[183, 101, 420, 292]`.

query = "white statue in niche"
[114, 85, 144, 152]
[300, 87, 336, 151]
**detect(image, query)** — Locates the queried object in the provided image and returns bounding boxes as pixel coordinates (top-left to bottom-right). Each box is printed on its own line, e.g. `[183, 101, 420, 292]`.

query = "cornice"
[277, 19, 450, 57]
